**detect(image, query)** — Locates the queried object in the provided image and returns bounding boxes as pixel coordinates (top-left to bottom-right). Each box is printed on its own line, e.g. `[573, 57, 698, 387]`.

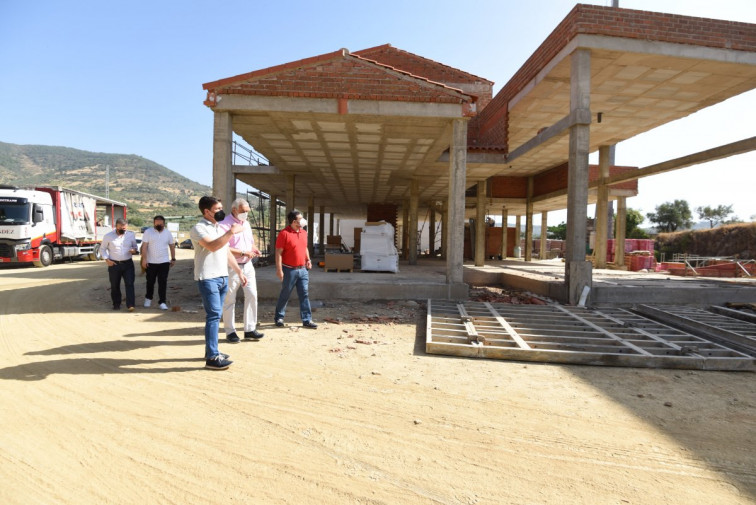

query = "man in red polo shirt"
[274, 209, 317, 329]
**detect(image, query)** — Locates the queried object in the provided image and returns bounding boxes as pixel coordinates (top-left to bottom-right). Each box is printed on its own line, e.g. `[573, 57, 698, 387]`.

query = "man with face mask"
[140, 215, 176, 310]
[274, 209, 317, 329]
[100, 217, 139, 311]
[190, 196, 248, 370]
[218, 198, 264, 343]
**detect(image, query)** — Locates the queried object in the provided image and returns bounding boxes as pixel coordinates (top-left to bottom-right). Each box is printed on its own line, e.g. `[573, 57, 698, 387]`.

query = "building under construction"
[201, 4, 756, 369]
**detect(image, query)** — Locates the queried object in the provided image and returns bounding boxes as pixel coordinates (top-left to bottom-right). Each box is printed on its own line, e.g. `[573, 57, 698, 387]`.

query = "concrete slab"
[464, 258, 756, 306]
[252, 256, 756, 306]
[254, 257, 468, 302]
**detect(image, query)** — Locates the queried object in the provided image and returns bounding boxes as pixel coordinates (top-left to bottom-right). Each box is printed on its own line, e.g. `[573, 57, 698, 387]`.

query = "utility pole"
[105, 165, 110, 199]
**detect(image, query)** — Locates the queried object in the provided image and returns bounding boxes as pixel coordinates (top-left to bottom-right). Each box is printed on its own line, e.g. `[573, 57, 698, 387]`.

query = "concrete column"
[409, 181, 419, 265]
[429, 206, 436, 257]
[500, 207, 508, 259]
[524, 177, 534, 261]
[594, 145, 611, 268]
[307, 196, 314, 257]
[441, 202, 448, 260]
[615, 196, 627, 267]
[212, 111, 234, 207]
[285, 175, 296, 216]
[318, 206, 325, 255]
[329, 213, 335, 237]
[565, 48, 593, 305]
[540, 212, 548, 260]
[336, 219, 341, 236]
[401, 203, 409, 260]
[268, 194, 277, 255]
[607, 145, 616, 238]
[515, 215, 521, 256]
[474, 181, 486, 266]
[446, 118, 467, 285]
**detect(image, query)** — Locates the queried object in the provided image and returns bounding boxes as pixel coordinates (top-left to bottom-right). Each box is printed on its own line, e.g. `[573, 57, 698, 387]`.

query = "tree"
[695, 204, 733, 228]
[547, 222, 567, 240]
[647, 200, 692, 233]
[625, 208, 645, 236]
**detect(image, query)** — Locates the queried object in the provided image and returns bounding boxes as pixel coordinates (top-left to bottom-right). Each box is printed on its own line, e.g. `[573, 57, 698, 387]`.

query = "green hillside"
[0, 141, 211, 225]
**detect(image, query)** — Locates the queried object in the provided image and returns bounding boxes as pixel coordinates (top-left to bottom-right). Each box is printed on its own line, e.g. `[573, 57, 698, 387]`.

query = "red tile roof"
[202, 47, 475, 109]
[354, 44, 493, 85]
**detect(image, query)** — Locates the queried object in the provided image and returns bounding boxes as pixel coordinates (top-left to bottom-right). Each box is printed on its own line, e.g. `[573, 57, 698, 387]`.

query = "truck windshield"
[0, 203, 31, 224]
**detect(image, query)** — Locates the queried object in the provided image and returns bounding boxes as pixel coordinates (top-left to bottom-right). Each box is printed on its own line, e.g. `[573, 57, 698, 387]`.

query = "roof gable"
[354, 44, 493, 86]
[203, 48, 475, 107]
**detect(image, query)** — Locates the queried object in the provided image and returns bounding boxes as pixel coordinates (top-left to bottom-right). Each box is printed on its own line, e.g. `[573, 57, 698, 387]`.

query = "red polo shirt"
[276, 225, 308, 266]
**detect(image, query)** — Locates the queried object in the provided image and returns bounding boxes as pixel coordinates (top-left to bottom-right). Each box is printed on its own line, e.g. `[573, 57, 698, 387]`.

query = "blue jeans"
[197, 277, 228, 359]
[274, 267, 312, 322]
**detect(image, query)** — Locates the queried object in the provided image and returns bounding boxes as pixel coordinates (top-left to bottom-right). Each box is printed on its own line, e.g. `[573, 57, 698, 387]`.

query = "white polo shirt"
[142, 227, 174, 264]
[190, 218, 229, 281]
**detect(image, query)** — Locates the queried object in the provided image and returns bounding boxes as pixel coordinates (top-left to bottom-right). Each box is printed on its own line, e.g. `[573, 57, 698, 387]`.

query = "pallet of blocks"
[324, 252, 353, 272]
[360, 221, 399, 273]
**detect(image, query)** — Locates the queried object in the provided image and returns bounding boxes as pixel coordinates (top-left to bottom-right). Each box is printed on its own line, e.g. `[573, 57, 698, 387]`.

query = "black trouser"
[108, 260, 135, 308]
[145, 262, 170, 304]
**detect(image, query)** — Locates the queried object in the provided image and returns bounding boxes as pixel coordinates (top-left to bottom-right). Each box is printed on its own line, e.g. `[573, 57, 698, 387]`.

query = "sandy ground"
[1, 249, 755, 505]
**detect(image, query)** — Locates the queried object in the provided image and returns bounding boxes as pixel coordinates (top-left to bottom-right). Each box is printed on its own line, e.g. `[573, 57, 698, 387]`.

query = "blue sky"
[2, 0, 755, 225]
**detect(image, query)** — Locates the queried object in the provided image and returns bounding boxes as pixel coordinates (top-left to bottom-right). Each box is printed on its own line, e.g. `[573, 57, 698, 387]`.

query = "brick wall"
[490, 176, 528, 198]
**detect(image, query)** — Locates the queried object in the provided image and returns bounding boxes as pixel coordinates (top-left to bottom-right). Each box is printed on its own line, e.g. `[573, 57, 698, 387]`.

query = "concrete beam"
[507, 108, 591, 164]
[437, 151, 507, 164]
[212, 94, 466, 118]
[602, 136, 756, 186]
[233, 165, 281, 175]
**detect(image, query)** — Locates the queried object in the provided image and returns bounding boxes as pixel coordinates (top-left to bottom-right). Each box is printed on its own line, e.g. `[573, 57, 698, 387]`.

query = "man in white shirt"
[140, 215, 176, 310]
[218, 198, 263, 343]
[190, 196, 247, 371]
[100, 218, 139, 311]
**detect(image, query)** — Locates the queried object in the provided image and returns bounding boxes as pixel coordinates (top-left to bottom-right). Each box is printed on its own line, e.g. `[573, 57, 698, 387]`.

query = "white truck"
[0, 185, 128, 267]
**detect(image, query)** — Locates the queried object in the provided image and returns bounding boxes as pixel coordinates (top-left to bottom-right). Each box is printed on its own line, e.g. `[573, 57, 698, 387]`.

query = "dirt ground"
[1, 248, 755, 505]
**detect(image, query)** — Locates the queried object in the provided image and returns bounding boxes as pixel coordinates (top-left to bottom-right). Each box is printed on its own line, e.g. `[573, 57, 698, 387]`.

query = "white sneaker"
[144, 299, 152, 308]
[159, 303, 168, 310]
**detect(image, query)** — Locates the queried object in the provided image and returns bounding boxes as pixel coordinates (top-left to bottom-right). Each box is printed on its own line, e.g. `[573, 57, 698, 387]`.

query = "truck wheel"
[88, 243, 102, 261]
[34, 245, 54, 267]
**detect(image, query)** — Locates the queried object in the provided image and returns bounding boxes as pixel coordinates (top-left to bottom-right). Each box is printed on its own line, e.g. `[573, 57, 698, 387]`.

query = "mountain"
[0, 141, 211, 220]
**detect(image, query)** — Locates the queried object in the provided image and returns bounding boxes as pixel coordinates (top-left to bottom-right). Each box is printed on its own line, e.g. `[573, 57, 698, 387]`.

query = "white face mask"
[236, 212, 248, 222]
[298, 218, 307, 228]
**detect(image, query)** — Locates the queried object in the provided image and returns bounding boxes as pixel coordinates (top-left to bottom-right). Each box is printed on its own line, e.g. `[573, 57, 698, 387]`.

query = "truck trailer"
[0, 185, 128, 267]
